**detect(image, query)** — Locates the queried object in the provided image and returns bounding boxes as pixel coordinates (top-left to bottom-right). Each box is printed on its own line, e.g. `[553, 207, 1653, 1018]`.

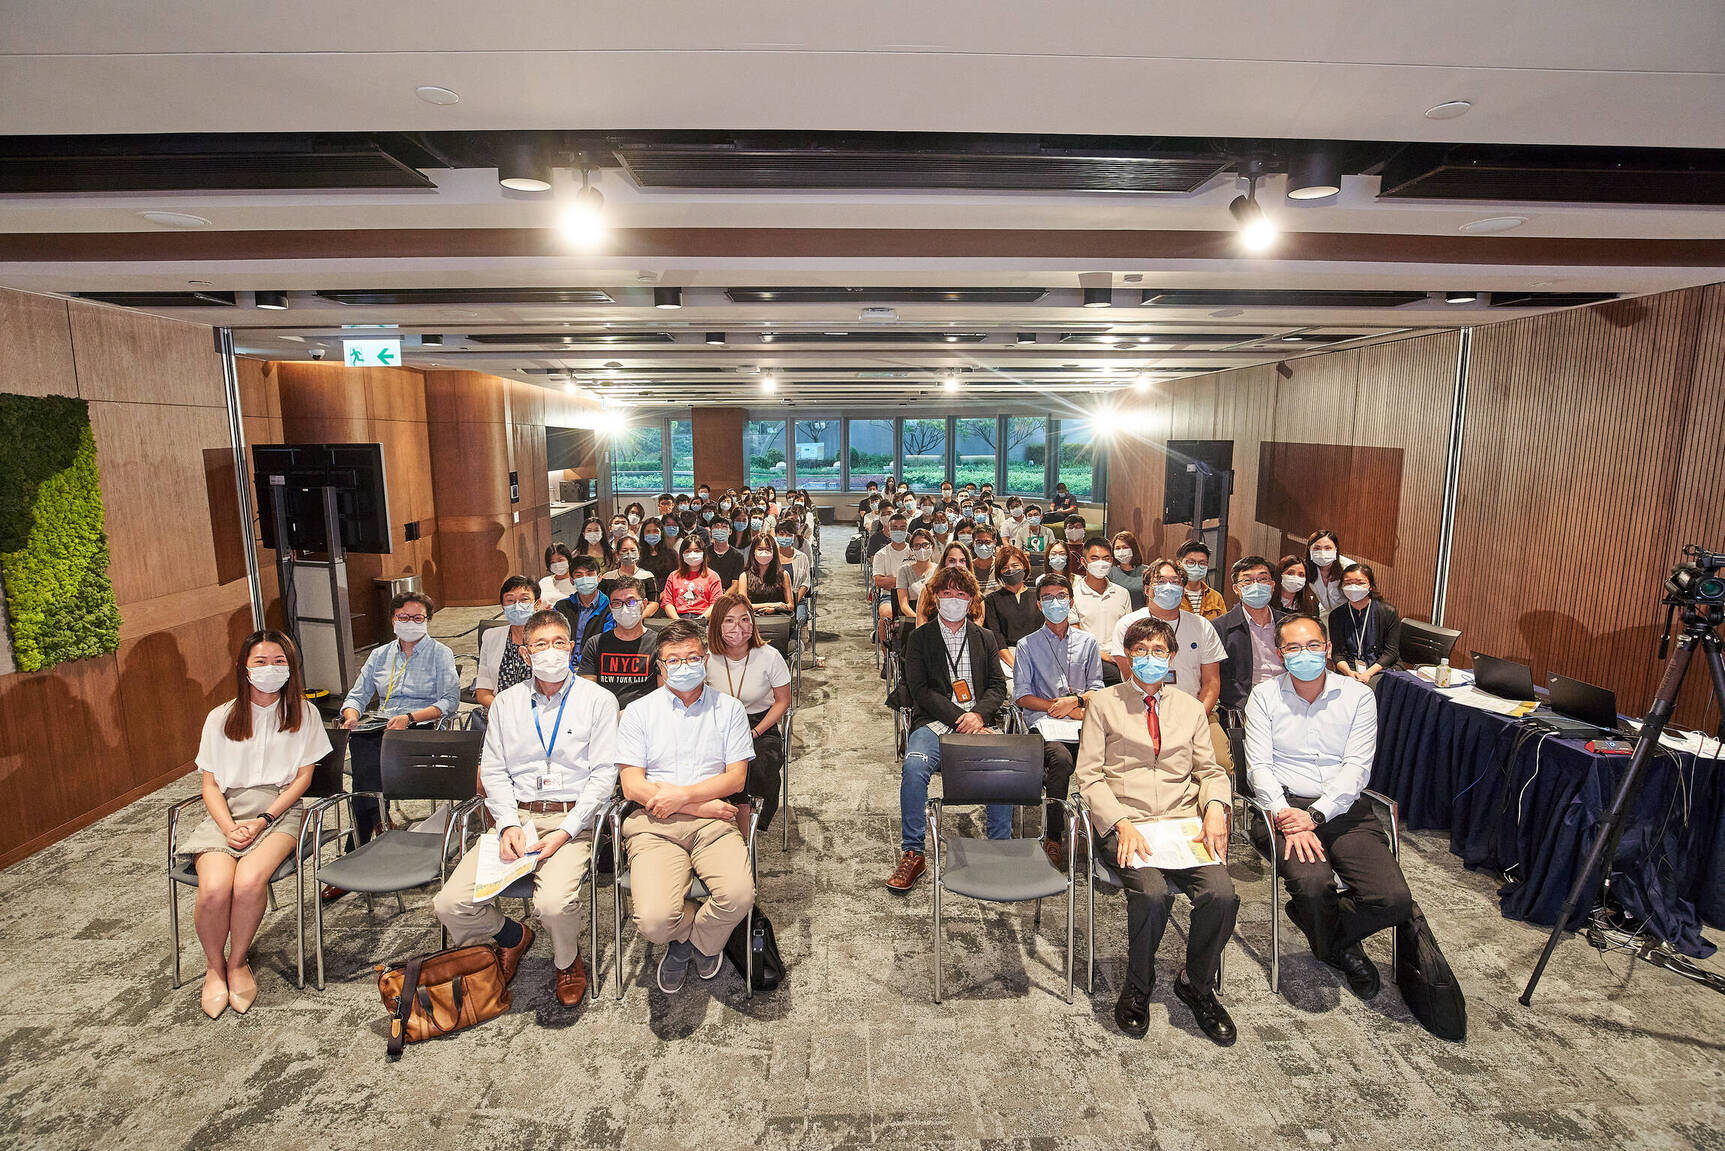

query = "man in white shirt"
[872, 511, 912, 641]
[1071, 538, 1132, 685]
[616, 620, 757, 993]
[1111, 557, 1225, 711]
[433, 610, 620, 1008]
[1243, 615, 1412, 1001]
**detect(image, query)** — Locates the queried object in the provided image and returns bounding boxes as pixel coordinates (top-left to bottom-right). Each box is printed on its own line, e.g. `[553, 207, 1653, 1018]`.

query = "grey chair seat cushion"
[616, 870, 710, 900]
[499, 875, 535, 900]
[317, 830, 448, 893]
[939, 838, 1068, 902]
[170, 828, 341, 887]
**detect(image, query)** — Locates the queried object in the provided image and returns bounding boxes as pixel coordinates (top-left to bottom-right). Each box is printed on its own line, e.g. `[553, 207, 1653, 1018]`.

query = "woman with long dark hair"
[1305, 529, 1352, 617]
[660, 532, 724, 620]
[180, 630, 330, 1017]
[1328, 561, 1402, 686]
[737, 535, 794, 613]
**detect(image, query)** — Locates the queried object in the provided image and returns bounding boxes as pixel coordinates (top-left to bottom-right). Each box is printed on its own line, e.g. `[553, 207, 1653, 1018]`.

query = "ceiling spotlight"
[254, 290, 288, 311]
[706, 332, 726, 345]
[1424, 100, 1472, 121]
[1444, 290, 1479, 305]
[415, 85, 461, 106]
[1229, 173, 1278, 251]
[1458, 216, 1527, 235]
[559, 168, 606, 246]
[137, 211, 209, 229]
[1016, 332, 1037, 344]
[497, 141, 553, 192]
[420, 333, 444, 346]
[1082, 287, 1113, 308]
[654, 287, 682, 309]
[563, 380, 578, 394]
[761, 375, 779, 394]
[761, 333, 775, 342]
[942, 373, 961, 392]
[1132, 372, 1153, 392]
[1286, 146, 1341, 200]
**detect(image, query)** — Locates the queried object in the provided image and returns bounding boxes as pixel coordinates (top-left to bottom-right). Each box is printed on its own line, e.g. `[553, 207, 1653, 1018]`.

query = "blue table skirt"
[1370, 669, 1721, 958]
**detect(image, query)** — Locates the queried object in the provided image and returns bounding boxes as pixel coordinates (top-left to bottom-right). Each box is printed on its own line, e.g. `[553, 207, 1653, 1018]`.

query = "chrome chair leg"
[168, 880, 182, 990]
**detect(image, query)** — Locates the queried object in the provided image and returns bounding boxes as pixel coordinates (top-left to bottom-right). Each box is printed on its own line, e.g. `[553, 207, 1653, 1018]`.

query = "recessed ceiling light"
[1082, 287, 1113, 308]
[1459, 216, 1528, 235]
[1444, 290, 1479, 305]
[1209, 308, 1243, 318]
[254, 290, 288, 311]
[761, 375, 779, 394]
[137, 211, 209, 229]
[1424, 100, 1472, 121]
[654, 287, 682, 309]
[942, 374, 961, 392]
[706, 332, 726, 345]
[415, 85, 460, 106]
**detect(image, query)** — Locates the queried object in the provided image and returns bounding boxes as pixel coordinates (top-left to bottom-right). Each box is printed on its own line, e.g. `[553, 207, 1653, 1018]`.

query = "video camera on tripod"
[1664, 545, 1725, 610]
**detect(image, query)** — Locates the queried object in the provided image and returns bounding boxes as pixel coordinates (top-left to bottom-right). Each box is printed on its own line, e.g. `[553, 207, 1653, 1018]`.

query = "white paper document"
[472, 822, 540, 903]
[1036, 717, 1084, 743]
[1436, 685, 1534, 716]
[1126, 817, 1221, 870]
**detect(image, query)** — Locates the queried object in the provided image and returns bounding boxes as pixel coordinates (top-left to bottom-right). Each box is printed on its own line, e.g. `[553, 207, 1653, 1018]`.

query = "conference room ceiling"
[1, 0, 1721, 407]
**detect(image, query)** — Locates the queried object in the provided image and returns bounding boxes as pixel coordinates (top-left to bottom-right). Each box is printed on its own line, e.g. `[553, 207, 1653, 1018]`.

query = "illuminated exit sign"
[341, 338, 401, 367]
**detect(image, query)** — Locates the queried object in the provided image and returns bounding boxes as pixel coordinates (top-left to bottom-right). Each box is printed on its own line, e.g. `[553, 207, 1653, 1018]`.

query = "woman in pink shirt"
[661, 533, 724, 619]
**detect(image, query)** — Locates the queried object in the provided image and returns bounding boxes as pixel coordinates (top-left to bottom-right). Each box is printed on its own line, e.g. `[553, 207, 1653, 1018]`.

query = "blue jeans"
[900, 724, 1013, 853]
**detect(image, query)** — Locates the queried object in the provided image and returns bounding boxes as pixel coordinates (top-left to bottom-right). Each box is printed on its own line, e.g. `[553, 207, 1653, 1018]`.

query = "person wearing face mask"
[475, 575, 540, 714]
[1108, 531, 1148, 610]
[180, 630, 331, 1018]
[893, 529, 939, 631]
[1076, 616, 1237, 1046]
[1327, 562, 1401, 687]
[1044, 539, 1072, 577]
[1110, 558, 1227, 717]
[1210, 556, 1291, 779]
[1305, 530, 1352, 617]
[982, 545, 1040, 662]
[600, 534, 660, 614]
[661, 535, 724, 621]
[576, 516, 616, 571]
[1274, 555, 1319, 616]
[1071, 539, 1132, 687]
[1061, 514, 1089, 549]
[433, 610, 620, 1009]
[608, 515, 631, 545]
[1176, 541, 1226, 620]
[970, 525, 1000, 595]
[1245, 615, 1411, 1001]
[1050, 482, 1078, 514]
[727, 508, 754, 554]
[617, 621, 758, 994]
[578, 577, 659, 710]
[929, 510, 953, 548]
[872, 512, 913, 642]
[887, 566, 1012, 892]
[623, 501, 646, 531]
[539, 543, 578, 608]
[673, 495, 694, 531]
[774, 528, 812, 624]
[703, 515, 748, 589]
[333, 593, 459, 893]
[554, 555, 617, 653]
[736, 538, 794, 614]
[1008, 502, 1054, 557]
[916, 542, 981, 625]
[706, 595, 792, 833]
[1011, 572, 1104, 870]
[637, 518, 677, 583]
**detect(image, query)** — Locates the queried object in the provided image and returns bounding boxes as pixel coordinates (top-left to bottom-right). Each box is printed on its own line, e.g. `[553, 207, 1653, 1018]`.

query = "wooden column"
[691, 407, 745, 491]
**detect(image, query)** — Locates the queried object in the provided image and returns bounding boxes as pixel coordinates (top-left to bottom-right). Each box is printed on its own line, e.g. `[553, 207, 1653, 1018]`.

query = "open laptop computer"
[1471, 651, 1537, 701]
[1535, 673, 1627, 738]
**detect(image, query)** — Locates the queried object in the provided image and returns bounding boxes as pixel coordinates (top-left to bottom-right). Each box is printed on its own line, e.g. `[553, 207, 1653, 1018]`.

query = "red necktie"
[1144, 695, 1161, 759]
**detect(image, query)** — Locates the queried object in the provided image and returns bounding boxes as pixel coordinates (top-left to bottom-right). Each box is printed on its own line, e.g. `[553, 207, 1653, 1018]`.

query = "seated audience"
[1061, 514, 1089, 547]
[707, 594, 793, 833]
[970, 523, 999, 595]
[1050, 482, 1078, 513]
[182, 630, 331, 1018]
[1110, 558, 1225, 712]
[638, 518, 676, 582]
[661, 534, 724, 620]
[1328, 562, 1401, 685]
[475, 575, 538, 713]
[1043, 539, 1072, 577]
[1245, 614, 1412, 1000]
[616, 621, 758, 993]
[1306, 529, 1351, 617]
[737, 537, 794, 614]
[705, 516, 748, 588]
[1274, 555, 1319, 616]
[554, 555, 615, 651]
[775, 526, 812, 623]
[982, 545, 1040, 663]
[1177, 540, 1226, 619]
[574, 516, 615, 571]
[1008, 502, 1054, 557]
[1211, 555, 1290, 776]
[887, 566, 1011, 892]
[579, 576, 660, 710]
[1108, 530, 1148, 610]
[1072, 538, 1132, 686]
[1011, 572, 1104, 868]
[1076, 617, 1236, 1045]
[872, 512, 913, 639]
[433, 610, 619, 1009]
[894, 528, 938, 623]
[539, 542, 577, 608]
[601, 535, 660, 615]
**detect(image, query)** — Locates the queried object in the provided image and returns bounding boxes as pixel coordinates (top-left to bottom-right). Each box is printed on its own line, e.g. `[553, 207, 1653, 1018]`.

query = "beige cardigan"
[1075, 681, 1231, 832]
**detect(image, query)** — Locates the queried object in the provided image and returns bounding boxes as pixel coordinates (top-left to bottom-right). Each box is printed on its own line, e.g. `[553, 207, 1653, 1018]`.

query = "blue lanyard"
[532, 686, 572, 774]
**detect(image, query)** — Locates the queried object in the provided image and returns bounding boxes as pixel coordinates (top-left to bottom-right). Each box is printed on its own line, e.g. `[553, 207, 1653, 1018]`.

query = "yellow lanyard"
[382, 645, 410, 710]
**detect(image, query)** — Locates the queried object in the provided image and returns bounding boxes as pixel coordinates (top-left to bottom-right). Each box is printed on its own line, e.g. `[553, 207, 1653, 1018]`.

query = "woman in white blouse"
[538, 542, 578, 608]
[705, 593, 792, 835]
[180, 631, 332, 1019]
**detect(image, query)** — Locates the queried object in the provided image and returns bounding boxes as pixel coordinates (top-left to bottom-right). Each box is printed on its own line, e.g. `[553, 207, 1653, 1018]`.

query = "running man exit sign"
[341, 338, 401, 368]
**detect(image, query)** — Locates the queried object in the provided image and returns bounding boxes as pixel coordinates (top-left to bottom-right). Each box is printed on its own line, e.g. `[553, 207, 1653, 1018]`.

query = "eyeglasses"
[1236, 577, 1274, 587]
[1151, 579, 1183, 588]
[1279, 641, 1329, 655]
[394, 614, 429, 624]
[525, 637, 573, 653]
[1039, 594, 1071, 605]
[661, 655, 705, 669]
[1127, 647, 1174, 659]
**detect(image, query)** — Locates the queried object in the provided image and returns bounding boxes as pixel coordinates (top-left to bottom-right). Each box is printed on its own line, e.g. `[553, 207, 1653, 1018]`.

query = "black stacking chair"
[1399, 620, 1463, 666]
[927, 733, 1076, 1003]
[459, 617, 513, 709]
[309, 728, 485, 989]
[166, 726, 349, 991]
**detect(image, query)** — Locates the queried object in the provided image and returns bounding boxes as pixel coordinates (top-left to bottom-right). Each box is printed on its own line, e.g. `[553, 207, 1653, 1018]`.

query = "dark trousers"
[346, 728, 386, 846]
[1100, 660, 1123, 687]
[1101, 831, 1238, 994]
[1040, 738, 1078, 842]
[739, 710, 784, 833]
[1249, 795, 1413, 960]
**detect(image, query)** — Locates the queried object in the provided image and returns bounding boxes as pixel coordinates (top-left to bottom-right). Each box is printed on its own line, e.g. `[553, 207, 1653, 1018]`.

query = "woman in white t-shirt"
[706, 593, 792, 835]
[179, 630, 332, 1019]
[538, 542, 577, 608]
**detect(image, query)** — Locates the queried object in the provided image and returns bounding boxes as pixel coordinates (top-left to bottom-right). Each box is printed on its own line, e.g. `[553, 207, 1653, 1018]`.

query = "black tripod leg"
[1704, 634, 1725, 744]
[1520, 637, 1696, 1006]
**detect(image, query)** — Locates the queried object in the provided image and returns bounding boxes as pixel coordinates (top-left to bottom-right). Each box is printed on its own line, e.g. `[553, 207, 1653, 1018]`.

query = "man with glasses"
[578, 577, 658, 710]
[1210, 555, 1291, 779]
[1244, 615, 1412, 1001]
[1076, 616, 1237, 1045]
[1011, 572, 1104, 870]
[1072, 538, 1132, 687]
[616, 621, 757, 993]
[433, 610, 619, 1008]
[1110, 557, 1225, 716]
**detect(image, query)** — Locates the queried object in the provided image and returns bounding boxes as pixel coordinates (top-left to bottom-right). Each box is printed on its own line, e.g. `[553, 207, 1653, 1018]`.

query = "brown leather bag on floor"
[377, 944, 510, 1060]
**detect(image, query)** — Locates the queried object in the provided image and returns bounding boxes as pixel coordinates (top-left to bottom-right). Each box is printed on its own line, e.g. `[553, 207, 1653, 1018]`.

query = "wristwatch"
[1308, 809, 1326, 827]
[258, 811, 277, 828]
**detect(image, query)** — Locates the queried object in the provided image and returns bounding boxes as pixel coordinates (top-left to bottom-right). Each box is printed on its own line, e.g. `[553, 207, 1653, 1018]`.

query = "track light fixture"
[560, 165, 606, 246]
[498, 140, 553, 192]
[1082, 287, 1113, 308]
[654, 287, 682, 309]
[1445, 290, 1479, 304]
[1229, 166, 1278, 251]
[942, 372, 961, 392]
[419, 333, 443, 347]
[706, 332, 726, 345]
[1286, 146, 1341, 200]
[761, 374, 779, 394]
[254, 290, 288, 310]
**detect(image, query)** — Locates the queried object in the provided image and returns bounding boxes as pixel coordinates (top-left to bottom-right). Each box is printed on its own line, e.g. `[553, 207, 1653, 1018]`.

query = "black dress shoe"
[1324, 944, 1381, 999]
[1113, 980, 1152, 1039]
[1174, 974, 1237, 1047]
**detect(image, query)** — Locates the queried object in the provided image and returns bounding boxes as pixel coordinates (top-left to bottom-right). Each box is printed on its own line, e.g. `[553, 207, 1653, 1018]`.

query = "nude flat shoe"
[226, 963, 257, 1014]
[201, 972, 229, 1020]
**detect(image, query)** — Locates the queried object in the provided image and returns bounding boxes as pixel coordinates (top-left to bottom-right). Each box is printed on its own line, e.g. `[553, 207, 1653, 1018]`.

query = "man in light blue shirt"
[1012, 572, 1104, 869]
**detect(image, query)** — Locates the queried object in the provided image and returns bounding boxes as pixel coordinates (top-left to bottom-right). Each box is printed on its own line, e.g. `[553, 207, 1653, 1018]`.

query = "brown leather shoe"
[497, 922, 535, 984]
[1043, 837, 1067, 873]
[320, 885, 350, 904]
[884, 849, 926, 892]
[555, 959, 587, 1007]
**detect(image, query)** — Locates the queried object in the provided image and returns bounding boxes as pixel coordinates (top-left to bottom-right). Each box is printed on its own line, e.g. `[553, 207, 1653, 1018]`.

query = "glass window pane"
[900, 418, 947, 489]
[612, 422, 665, 492]
[745, 420, 787, 488]
[846, 418, 895, 490]
[1055, 418, 1096, 502]
[1004, 417, 1047, 496]
[669, 419, 694, 491]
[793, 419, 842, 490]
[953, 418, 996, 490]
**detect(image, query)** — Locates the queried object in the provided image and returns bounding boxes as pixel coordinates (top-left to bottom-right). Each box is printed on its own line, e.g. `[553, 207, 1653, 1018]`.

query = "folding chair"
[928, 733, 1076, 1004]
[166, 726, 350, 990]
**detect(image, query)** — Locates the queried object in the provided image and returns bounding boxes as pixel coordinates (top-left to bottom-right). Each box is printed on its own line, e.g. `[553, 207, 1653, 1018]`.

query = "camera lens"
[1698, 576, 1725, 603]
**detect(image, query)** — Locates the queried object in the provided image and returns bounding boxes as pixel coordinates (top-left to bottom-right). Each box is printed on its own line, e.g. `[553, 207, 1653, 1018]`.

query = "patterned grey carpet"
[2, 526, 1723, 1150]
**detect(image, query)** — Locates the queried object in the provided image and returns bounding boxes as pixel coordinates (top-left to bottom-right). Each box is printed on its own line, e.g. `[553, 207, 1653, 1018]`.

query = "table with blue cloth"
[1370, 669, 1723, 958]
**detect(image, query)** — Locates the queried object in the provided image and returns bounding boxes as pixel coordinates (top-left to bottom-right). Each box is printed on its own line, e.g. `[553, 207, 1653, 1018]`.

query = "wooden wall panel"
[0, 653, 126, 858]
[1665, 284, 1725, 723]
[276, 361, 371, 428]
[114, 610, 236, 786]
[0, 288, 78, 398]
[692, 407, 745, 491]
[66, 301, 223, 408]
[235, 356, 280, 420]
[1273, 348, 1360, 445]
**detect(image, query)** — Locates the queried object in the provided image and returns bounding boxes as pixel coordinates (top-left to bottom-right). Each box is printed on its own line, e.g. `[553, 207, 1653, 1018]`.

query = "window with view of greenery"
[953, 418, 996, 490]
[612, 423, 665, 492]
[794, 420, 841, 490]
[899, 418, 947, 489]
[846, 419, 894, 489]
[670, 419, 694, 491]
[745, 420, 787, 488]
[1054, 418, 1096, 502]
[1003, 417, 1047, 495]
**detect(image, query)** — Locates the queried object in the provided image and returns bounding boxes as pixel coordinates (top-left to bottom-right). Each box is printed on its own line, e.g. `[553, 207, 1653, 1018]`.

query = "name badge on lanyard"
[533, 689, 571, 792]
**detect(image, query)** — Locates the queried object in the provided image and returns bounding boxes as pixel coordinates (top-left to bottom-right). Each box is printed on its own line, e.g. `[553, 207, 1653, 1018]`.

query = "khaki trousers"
[434, 814, 592, 969]
[1209, 715, 1235, 777]
[623, 810, 755, 958]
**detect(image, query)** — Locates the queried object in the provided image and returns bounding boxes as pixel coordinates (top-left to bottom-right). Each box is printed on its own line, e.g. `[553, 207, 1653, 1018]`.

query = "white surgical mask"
[1113, 547, 1133, 564]
[584, 530, 602, 543]
[1049, 553, 1068, 571]
[611, 602, 643, 628]
[1312, 548, 1337, 566]
[937, 597, 970, 623]
[247, 665, 290, 693]
[627, 513, 641, 525]
[1344, 583, 1372, 603]
[1065, 528, 1085, 542]
[550, 560, 570, 576]
[619, 551, 639, 566]
[1086, 559, 1112, 579]
[684, 551, 705, 567]
[530, 648, 571, 683]
[1152, 583, 1185, 611]
[754, 550, 774, 564]
[393, 620, 428, 644]
[1281, 574, 1307, 593]
[911, 546, 933, 562]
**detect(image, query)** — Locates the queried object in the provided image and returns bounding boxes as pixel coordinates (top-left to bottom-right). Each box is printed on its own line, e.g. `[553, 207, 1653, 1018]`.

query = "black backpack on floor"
[845, 533, 865, 564]
[725, 906, 786, 991]
[1395, 901, 1466, 1041]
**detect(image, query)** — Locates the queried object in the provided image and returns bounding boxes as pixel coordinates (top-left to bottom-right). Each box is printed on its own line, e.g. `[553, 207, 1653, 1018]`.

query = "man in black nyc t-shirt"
[577, 578, 658, 709]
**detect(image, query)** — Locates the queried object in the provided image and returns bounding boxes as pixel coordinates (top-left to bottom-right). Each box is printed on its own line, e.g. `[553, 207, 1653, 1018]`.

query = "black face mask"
[1000, 569, 1025, 587]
